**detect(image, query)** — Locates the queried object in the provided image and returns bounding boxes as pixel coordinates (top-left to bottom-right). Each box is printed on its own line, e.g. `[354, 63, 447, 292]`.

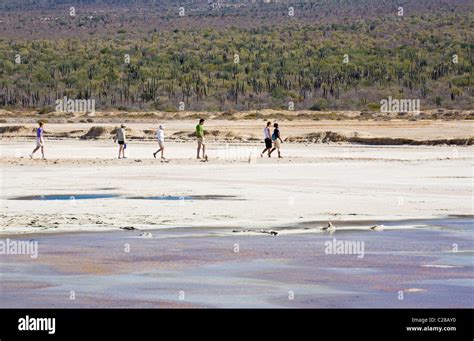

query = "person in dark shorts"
[260, 121, 272, 158]
[114, 123, 127, 159]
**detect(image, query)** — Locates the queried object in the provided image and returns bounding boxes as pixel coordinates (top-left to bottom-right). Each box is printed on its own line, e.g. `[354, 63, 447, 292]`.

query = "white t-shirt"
[264, 127, 271, 139]
[156, 129, 164, 142]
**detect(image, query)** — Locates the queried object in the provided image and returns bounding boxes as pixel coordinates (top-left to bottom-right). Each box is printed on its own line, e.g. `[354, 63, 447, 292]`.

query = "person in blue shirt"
[29, 121, 45, 159]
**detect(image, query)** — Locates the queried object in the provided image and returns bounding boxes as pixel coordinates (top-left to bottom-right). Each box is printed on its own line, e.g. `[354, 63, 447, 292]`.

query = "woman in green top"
[196, 118, 206, 159]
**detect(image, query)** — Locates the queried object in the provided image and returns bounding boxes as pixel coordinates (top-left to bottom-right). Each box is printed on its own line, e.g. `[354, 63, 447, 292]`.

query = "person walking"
[114, 123, 127, 159]
[29, 121, 45, 159]
[196, 118, 206, 159]
[153, 125, 166, 159]
[269, 122, 283, 158]
[260, 121, 272, 158]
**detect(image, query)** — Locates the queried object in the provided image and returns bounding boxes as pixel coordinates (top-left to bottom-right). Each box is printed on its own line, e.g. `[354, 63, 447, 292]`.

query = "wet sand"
[0, 217, 472, 308]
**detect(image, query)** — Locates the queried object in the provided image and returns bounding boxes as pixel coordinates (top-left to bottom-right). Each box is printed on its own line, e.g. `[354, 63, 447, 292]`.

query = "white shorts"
[36, 140, 43, 147]
[158, 141, 165, 148]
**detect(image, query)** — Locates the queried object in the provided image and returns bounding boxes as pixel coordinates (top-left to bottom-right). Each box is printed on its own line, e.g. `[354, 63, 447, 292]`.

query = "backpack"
[272, 129, 279, 141]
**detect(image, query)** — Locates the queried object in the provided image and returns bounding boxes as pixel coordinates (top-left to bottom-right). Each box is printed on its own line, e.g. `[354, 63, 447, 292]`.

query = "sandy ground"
[1, 119, 473, 141]
[0, 139, 472, 235]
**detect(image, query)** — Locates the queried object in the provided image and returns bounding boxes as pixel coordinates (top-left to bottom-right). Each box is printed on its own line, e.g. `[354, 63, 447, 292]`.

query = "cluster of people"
[29, 119, 284, 160]
[260, 121, 283, 158]
[109, 119, 207, 160]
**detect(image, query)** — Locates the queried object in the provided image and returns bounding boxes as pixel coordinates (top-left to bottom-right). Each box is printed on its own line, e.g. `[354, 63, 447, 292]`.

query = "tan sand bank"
[1, 119, 473, 145]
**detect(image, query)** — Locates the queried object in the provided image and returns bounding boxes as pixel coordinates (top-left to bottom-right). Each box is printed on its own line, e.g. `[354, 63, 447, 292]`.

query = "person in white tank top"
[153, 125, 166, 159]
[260, 121, 273, 158]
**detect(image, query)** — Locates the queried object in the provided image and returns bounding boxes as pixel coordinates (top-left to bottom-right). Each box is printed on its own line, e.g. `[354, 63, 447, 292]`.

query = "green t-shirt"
[196, 124, 204, 138]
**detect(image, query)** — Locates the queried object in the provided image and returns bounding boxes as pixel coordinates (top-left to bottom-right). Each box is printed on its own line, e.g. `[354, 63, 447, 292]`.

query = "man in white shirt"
[260, 121, 272, 158]
[153, 125, 165, 159]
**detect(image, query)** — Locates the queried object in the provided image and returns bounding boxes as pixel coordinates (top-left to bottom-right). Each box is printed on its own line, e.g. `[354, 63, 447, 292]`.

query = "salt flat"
[0, 140, 472, 235]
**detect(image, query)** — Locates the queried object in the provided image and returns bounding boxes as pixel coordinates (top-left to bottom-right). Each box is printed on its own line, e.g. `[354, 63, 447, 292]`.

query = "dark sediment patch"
[0, 125, 34, 136]
[448, 214, 474, 219]
[127, 195, 242, 201]
[80, 126, 112, 139]
[293, 216, 474, 231]
[348, 136, 473, 146]
[287, 131, 473, 146]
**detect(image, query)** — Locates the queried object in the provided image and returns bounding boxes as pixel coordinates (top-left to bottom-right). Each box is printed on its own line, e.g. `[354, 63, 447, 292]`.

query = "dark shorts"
[264, 138, 272, 149]
[118, 141, 125, 145]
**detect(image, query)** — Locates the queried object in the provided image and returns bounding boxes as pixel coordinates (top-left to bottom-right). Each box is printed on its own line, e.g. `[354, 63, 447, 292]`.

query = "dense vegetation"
[0, 0, 472, 111]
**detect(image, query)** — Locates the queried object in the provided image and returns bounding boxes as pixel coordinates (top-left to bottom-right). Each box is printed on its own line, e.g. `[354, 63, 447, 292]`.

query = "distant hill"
[0, 0, 472, 111]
